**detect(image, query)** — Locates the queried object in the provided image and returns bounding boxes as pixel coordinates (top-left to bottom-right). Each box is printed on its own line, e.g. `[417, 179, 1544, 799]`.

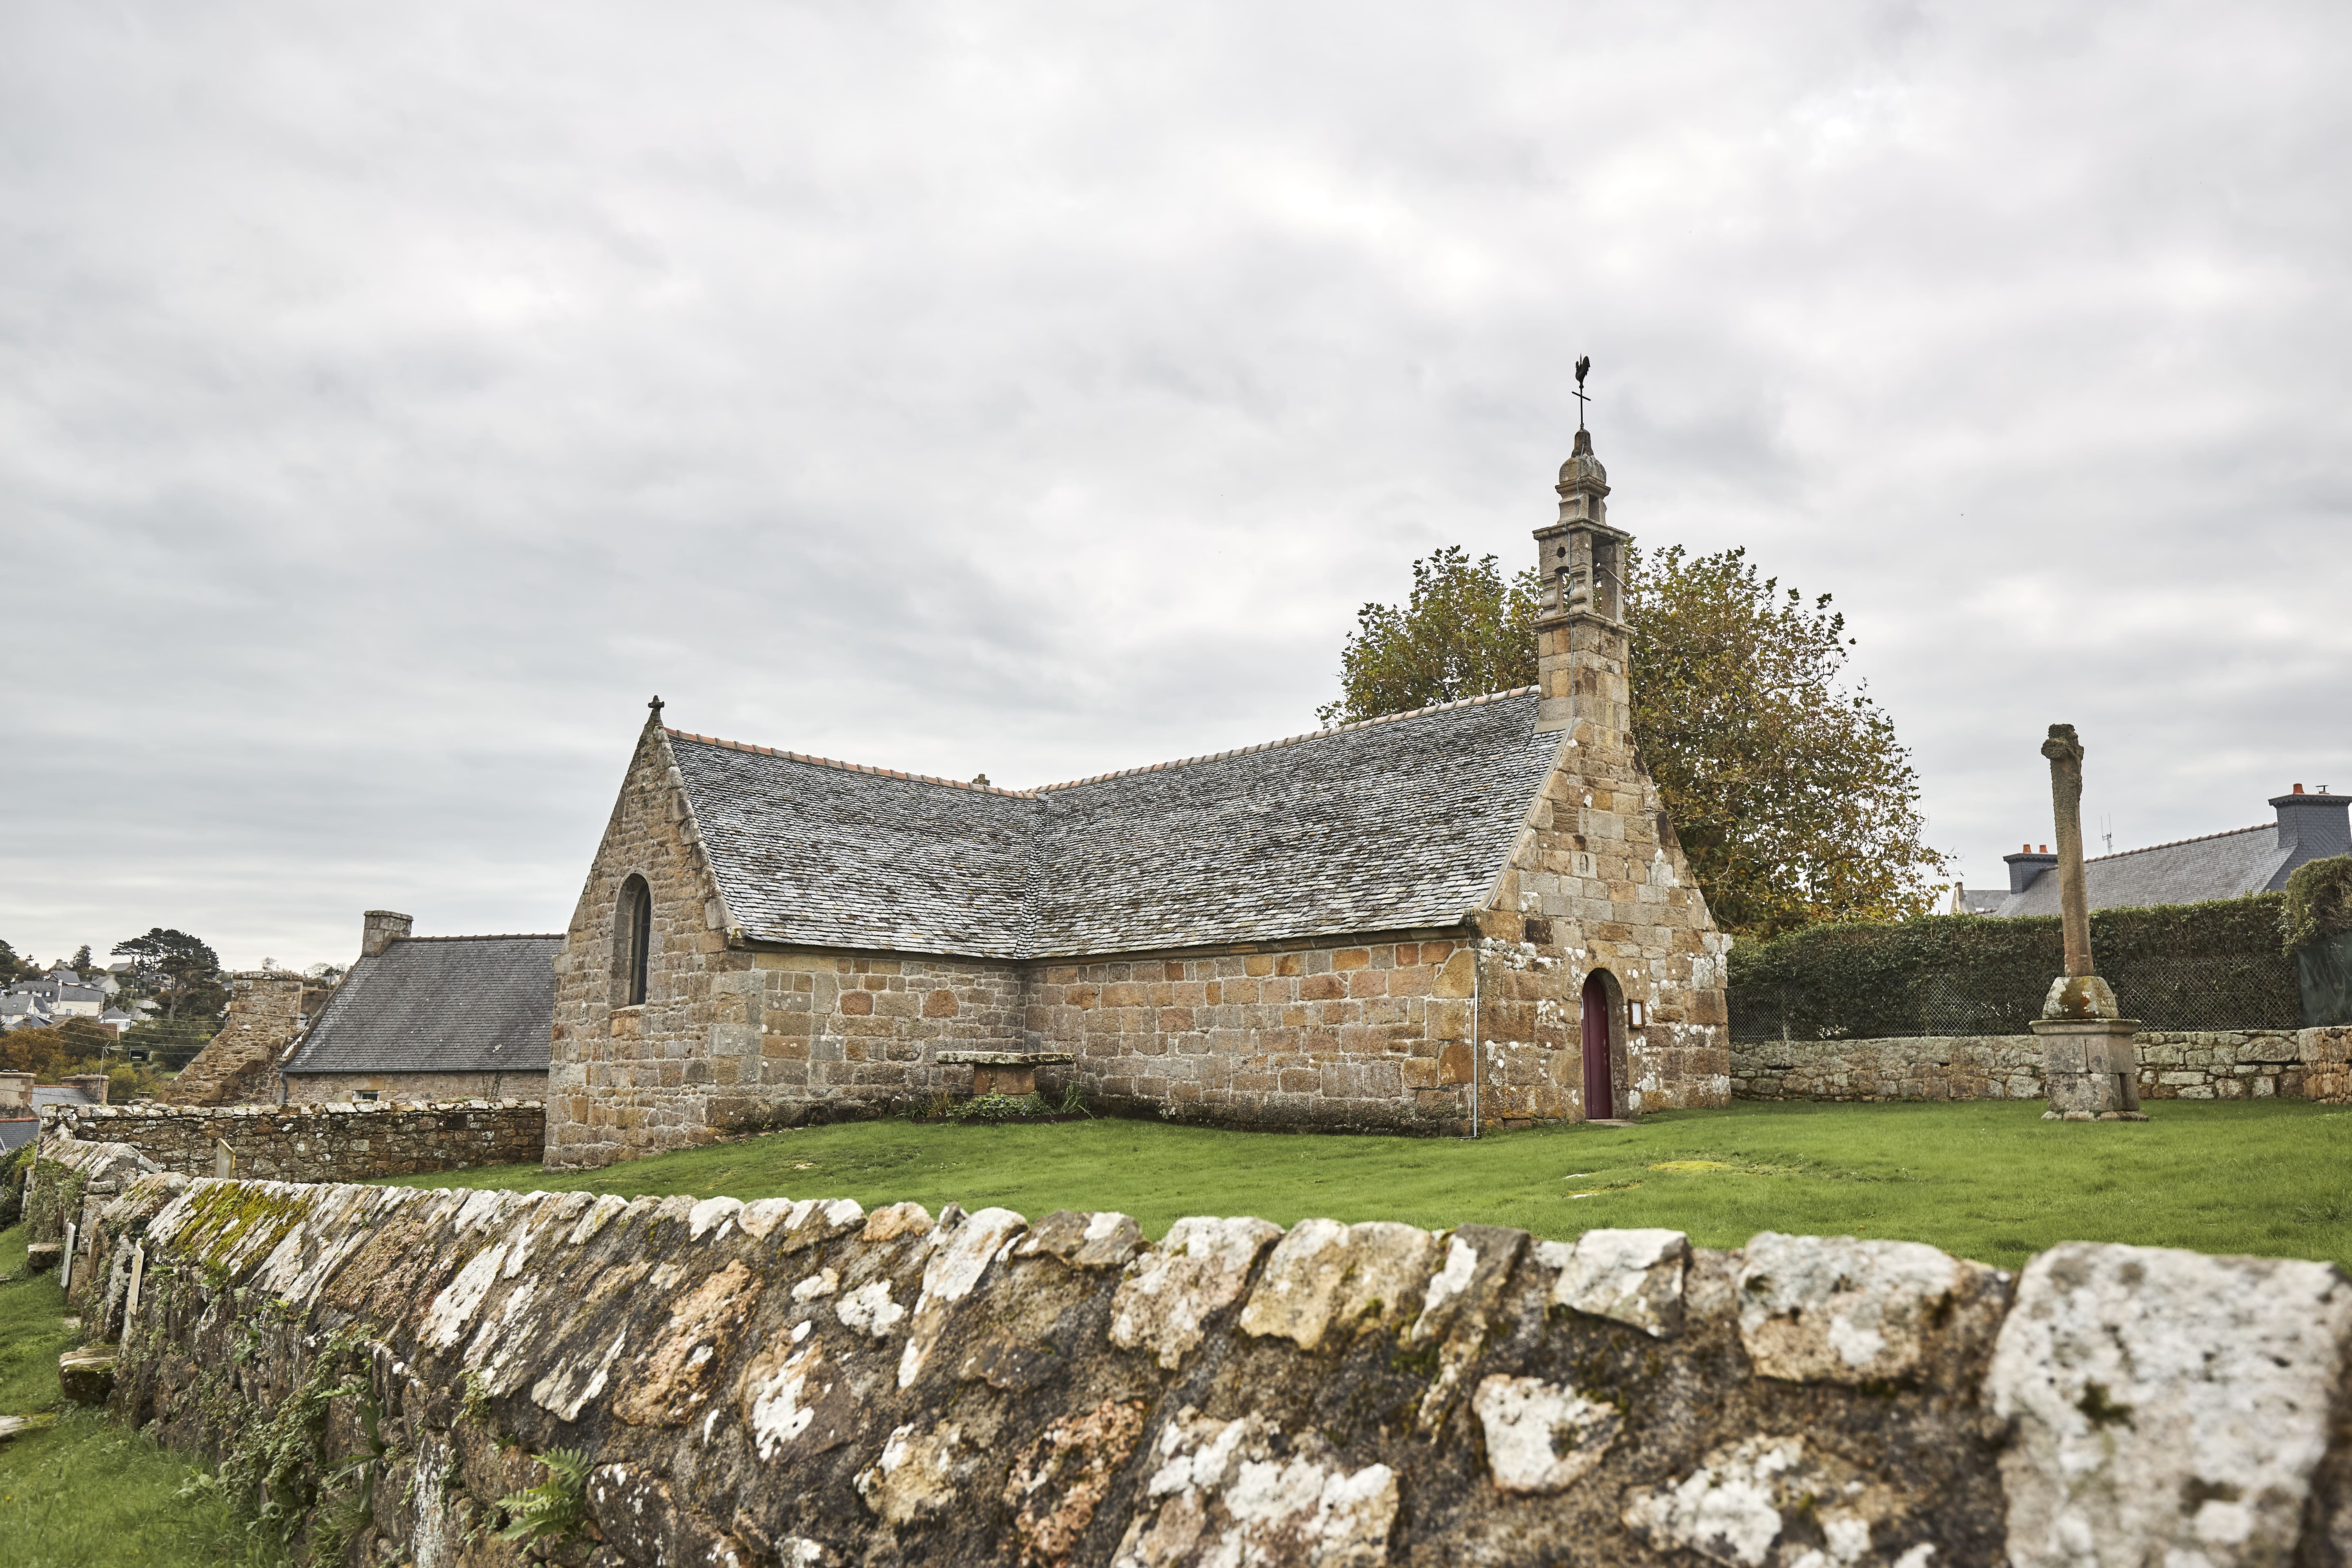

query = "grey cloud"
[3, 0, 2348, 967]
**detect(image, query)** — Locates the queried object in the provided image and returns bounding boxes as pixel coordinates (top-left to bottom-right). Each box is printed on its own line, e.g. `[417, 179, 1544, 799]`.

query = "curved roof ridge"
[1034, 686, 1541, 793]
[666, 729, 1042, 798]
[2086, 822, 2269, 863]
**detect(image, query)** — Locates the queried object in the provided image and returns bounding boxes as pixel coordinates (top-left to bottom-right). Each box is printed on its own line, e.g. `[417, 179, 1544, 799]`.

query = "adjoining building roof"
[0, 1118, 37, 1153]
[673, 687, 1560, 960]
[281, 934, 561, 1077]
[1998, 824, 2295, 917]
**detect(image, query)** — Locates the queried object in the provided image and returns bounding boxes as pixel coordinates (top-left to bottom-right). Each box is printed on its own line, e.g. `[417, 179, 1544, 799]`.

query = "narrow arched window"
[618, 875, 653, 1007]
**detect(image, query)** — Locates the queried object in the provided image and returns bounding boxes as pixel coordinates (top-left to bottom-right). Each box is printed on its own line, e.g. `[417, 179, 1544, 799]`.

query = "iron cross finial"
[1573, 355, 1592, 431]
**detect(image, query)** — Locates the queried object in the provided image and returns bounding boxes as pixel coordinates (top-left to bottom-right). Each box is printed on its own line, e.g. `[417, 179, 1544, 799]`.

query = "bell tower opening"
[1534, 414, 1631, 739]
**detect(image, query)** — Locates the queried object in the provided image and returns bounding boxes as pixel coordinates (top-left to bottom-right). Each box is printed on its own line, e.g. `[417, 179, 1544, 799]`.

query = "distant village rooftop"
[1967, 783, 2348, 916]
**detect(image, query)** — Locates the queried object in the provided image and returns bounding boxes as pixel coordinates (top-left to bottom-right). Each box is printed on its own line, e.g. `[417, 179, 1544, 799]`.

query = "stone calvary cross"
[2028, 723, 2148, 1120]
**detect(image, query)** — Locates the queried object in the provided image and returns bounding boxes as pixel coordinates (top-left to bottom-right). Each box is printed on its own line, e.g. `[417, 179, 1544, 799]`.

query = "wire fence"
[1728, 900, 2305, 1042]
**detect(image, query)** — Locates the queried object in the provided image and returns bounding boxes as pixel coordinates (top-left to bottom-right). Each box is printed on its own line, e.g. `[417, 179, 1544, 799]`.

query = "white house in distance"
[1, 963, 154, 1035]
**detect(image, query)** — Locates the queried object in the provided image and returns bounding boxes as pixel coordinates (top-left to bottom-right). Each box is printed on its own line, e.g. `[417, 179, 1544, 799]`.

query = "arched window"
[617, 875, 653, 1007]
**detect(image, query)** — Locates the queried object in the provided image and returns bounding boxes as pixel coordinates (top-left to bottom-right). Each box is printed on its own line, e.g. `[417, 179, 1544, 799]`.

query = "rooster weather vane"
[1573, 355, 1592, 431]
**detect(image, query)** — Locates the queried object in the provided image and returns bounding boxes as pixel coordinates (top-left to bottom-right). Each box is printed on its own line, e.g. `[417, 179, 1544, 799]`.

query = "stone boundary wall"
[283, 1069, 548, 1105]
[36, 1099, 544, 1180]
[62, 1172, 2352, 1567]
[1732, 1025, 2352, 1104]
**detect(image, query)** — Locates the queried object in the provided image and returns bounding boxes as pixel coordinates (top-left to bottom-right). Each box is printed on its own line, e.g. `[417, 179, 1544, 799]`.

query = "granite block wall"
[1732, 1026, 2352, 1105]
[1477, 742, 1734, 1122]
[37, 1100, 544, 1180]
[66, 1171, 2352, 1566]
[1029, 936, 1479, 1134]
[548, 717, 739, 1168]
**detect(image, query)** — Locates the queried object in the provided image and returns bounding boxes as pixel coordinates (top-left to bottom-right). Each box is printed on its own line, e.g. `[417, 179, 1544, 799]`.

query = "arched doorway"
[1580, 970, 1614, 1120]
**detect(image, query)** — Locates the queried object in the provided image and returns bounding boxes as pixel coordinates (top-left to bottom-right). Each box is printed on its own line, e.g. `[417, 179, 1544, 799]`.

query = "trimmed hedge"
[2283, 855, 2352, 951]
[1728, 893, 2301, 1041]
[2290, 857, 2352, 1027]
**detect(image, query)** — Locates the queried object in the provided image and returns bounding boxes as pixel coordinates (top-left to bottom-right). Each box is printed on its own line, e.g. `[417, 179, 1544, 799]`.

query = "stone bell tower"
[1534, 428, 1633, 742]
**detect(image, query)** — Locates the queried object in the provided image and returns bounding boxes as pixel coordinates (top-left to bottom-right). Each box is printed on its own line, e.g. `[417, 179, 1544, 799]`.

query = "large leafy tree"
[1320, 543, 1945, 938]
[0, 1025, 70, 1077]
[0, 938, 29, 986]
[0, 1016, 117, 1079]
[1316, 548, 1540, 727]
[112, 928, 227, 1020]
[1626, 546, 1945, 936]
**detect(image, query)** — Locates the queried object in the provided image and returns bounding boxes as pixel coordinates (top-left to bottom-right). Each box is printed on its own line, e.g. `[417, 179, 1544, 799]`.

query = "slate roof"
[0, 1118, 36, 1154]
[671, 687, 1560, 960]
[282, 935, 560, 1076]
[1998, 825, 2296, 917]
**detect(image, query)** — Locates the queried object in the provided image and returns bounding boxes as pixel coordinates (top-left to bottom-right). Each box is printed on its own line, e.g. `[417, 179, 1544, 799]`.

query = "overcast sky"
[4, 0, 2347, 973]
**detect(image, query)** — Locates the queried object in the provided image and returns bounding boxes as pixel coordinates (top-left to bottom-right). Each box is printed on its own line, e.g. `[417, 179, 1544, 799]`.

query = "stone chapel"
[543, 432, 1730, 1168]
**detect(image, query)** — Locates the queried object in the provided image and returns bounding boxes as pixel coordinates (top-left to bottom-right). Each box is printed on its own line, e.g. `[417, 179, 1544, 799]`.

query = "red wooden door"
[1580, 971, 1613, 1120]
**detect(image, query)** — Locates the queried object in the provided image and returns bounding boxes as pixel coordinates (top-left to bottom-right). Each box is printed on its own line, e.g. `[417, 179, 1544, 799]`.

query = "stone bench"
[937, 1051, 1074, 1098]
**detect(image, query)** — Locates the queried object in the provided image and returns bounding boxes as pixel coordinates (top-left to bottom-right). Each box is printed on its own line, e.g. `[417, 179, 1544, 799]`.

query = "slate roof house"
[1973, 785, 2350, 917]
[547, 433, 1732, 1168]
[278, 912, 558, 1104]
[0, 971, 109, 1031]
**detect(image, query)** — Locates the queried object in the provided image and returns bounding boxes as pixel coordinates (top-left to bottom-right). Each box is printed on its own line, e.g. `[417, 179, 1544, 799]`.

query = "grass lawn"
[0, 1226, 287, 1568]
[388, 1098, 2352, 1272]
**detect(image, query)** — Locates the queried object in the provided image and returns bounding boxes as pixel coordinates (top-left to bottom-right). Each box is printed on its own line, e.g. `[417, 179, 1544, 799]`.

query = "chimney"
[0, 1071, 31, 1111]
[2270, 785, 2351, 885]
[361, 910, 414, 958]
[63, 1072, 109, 1105]
[2004, 842, 2058, 895]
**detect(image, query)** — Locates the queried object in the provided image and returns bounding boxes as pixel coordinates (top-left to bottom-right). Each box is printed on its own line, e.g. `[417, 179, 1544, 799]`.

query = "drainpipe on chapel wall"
[1468, 933, 1483, 1139]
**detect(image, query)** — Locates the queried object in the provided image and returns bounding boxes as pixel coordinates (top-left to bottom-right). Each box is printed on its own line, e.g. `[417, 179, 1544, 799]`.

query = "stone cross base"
[2029, 1018, 2147, 1120]
[938, 1051, 1076, 1100]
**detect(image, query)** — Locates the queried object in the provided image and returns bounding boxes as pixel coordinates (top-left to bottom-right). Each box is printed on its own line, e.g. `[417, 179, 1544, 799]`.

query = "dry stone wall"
[38, 1100, 543, 1180]
[65, 1172, 2352, 1568]
[284, 1069, 548, 1105]
[1732, 1025, 2352, 1104]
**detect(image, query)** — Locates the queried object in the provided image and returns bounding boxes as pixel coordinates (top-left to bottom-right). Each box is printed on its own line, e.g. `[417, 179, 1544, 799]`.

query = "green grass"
[0, 1227, 287, 1568]
[386, 1099, 2352, 1272]
[0, 1225, 76, 1416]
